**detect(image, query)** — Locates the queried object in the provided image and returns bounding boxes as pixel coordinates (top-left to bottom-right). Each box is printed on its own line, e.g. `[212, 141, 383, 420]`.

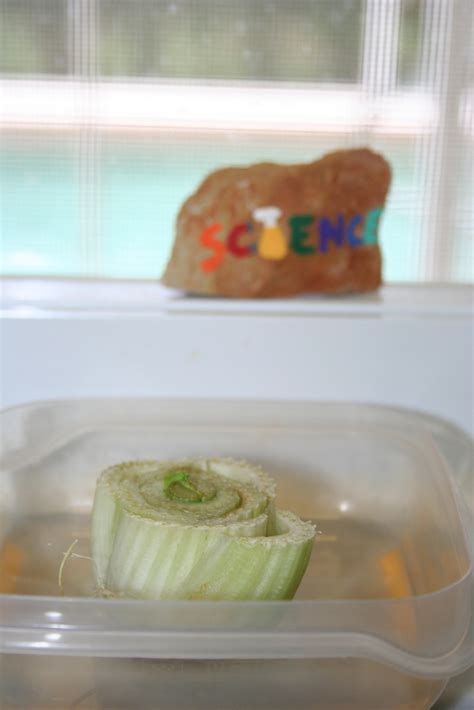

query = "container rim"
[1, 564, 472, 610]
[0, 396, 473, 437]
[0, 569, 472, 678]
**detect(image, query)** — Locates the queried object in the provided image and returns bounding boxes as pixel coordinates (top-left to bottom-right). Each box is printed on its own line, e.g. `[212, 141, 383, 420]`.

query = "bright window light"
[1, 0, 472, 284]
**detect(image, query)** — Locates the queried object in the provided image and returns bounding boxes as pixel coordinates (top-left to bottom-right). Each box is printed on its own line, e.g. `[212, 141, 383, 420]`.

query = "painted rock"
[161, 148, 391, 298]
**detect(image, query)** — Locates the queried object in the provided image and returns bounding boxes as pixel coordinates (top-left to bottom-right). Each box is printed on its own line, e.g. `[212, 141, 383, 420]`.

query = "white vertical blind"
[416, 0, 470, 282]
[362, 0, 401, 95]
[0, 0, 472, 284]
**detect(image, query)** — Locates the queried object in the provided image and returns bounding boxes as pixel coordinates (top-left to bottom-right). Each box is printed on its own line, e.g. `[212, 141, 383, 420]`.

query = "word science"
[199, 205, 383, 272]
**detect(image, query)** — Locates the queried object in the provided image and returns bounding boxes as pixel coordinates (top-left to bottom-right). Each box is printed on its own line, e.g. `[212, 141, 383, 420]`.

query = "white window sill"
[1, 279, 472, 439]
[1, 277, 472, 318]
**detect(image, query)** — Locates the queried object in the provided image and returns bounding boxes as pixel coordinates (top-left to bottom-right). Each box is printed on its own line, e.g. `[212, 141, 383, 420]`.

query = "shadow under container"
[1, 400, 473, 709]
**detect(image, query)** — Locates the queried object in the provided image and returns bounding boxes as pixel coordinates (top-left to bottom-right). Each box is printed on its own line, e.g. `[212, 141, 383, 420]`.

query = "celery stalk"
[91, 458, 315, 600]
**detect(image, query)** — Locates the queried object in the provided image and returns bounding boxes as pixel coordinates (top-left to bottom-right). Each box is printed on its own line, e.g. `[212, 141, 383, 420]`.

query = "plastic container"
[1, 399, 472, 710]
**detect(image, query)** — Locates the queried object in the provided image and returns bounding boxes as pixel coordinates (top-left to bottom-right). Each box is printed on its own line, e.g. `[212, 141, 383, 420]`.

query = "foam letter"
[290, 215, 315, 254]
[362, 207, 383, 245]
[227, 223, 254, 257]
[319, 215, 344, 253]
[200, 223, 226, 272]
[347, 214, 363, 247]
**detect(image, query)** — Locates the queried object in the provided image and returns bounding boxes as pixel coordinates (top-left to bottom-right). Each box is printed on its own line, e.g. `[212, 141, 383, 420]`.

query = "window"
[1, 0, 69, 75]
[1, 0, 472, 283]
[98, 0, 363, 82]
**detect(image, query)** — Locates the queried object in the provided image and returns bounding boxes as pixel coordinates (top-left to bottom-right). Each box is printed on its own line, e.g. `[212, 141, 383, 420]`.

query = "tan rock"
[161, 148, 391, 298]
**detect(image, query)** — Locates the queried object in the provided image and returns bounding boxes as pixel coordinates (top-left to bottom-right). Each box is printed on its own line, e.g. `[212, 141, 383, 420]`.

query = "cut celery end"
[178, 511, 315, 601]
[91, 459, 315, 600]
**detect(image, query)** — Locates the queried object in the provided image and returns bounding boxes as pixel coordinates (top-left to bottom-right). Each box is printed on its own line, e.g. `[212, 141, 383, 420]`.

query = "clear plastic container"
[1, 399, 472, 710]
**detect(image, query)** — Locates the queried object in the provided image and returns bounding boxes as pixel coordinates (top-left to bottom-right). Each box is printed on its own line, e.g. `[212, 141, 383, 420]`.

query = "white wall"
[1, 281, 472, 437]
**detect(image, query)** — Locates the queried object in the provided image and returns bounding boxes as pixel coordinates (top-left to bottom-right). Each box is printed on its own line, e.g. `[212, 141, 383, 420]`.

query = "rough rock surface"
[162, 148, 391, 298]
